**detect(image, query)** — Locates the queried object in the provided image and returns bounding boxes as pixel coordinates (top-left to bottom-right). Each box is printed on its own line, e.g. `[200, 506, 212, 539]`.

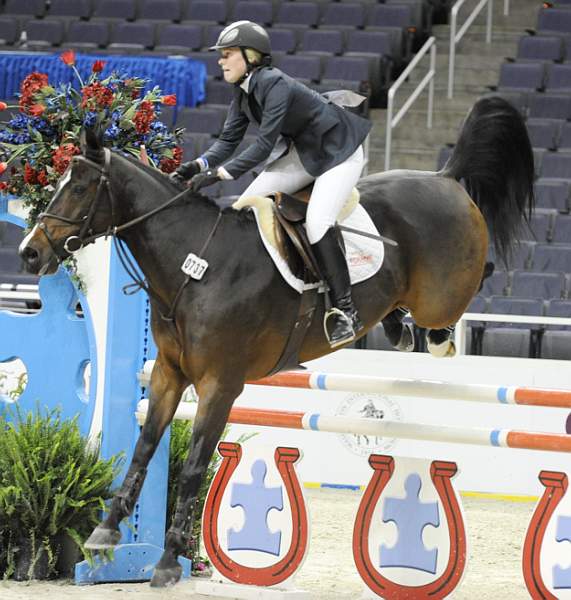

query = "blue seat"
[274, 2, 320, 28]
[321, 55, 371, 89]
[497, 62, 545, 92]
[175, 107, 226, 135]
[0, 222, 25, 248]
[539, 150, 571, 179]
[232, 1, 274, 26]
[488, 296, 544, 329]
[139, 0, 183, 22]
[301, 30, 344, 56]
[541, 331, 571, 359]
[526, 118, 561, 150]
[92, 0, 138, 21]
[537, 7, 571, 36]
[481, 328, 532, 358]
[346, 30, 393, 60]
[534, 179, 571, 212]
[546, 63, 571, 92]
[184, 0, 228, 24]
[4, 0, 46, 19]
[188, 51, 222, 78]
[481, 270, 509, 297]
[516, 35, 565, 63]
[556, 121, 571, 151]
[65, 21, 110, 49]
[268, 28, 297, 54]
[48, 0, 93, 20]
[108, 22, 156, 53]
[552, 214, 571, 243]
[25, 19, 66, 48]
[205, 79, 234, 106]
[321, 2, 367, 29]
[155, 24, 203, 54]
[511, 270, 565, 300]
[520, 212, 552, 243]
[546, 299, 571, 330]
[276, 55, 322, 84]
[528, 92, 571, 120]
[0, 18, 20, 47]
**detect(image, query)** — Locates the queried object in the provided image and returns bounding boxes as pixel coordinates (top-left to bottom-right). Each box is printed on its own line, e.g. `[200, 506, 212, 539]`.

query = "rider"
[172, 20, 372, 348]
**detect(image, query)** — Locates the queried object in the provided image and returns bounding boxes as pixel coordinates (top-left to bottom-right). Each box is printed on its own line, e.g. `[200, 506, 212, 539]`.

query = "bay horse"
[18, 96, 533, 587]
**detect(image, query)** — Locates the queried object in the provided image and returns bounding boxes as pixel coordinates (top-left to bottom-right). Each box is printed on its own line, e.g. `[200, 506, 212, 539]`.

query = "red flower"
[19, 72, 49, 113]
[0, 102, 7, 111]
[0, 182, 8, 191]
[161, 94, 177, 106]
[37, 170, 49, 186]
[159, 146, 183, 174]
[24, 163, 38, 184]
[60, 50, 76, 66]
[133, 100, 155, 135]
[28, 104, 46, 117]
[92, 60, 106, 73]
[52, 143, 81, 175]
[0, 162, 7, 174]
[81, 82, 114, 109]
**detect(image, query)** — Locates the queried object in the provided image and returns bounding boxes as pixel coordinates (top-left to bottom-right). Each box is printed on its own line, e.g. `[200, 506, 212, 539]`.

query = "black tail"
[443, 96, 535, 267]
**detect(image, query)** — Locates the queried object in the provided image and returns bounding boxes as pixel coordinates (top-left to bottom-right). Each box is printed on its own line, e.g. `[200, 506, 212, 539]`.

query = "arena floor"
[0, 487, 535, 599]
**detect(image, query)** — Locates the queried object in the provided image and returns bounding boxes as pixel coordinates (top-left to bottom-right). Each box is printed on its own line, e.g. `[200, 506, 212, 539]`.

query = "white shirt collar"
[240, 72, 253, 93]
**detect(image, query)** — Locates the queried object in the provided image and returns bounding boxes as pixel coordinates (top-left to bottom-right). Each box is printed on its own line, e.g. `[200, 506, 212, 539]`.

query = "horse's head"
[20, 126, 114, 275]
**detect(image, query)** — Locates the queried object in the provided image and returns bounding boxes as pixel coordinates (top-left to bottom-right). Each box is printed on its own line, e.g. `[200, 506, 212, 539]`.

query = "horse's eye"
[72, 185, 87, 195]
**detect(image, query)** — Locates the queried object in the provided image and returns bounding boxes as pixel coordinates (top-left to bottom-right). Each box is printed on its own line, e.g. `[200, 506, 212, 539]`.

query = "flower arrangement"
[0, 50, 184, 229]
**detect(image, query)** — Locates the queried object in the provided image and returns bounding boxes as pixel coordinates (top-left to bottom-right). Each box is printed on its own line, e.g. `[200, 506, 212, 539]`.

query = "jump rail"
[136, 400, 571, 454]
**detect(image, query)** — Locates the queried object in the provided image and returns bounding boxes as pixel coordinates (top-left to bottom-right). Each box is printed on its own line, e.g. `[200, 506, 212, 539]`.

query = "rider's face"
[219, 48, 247, 84]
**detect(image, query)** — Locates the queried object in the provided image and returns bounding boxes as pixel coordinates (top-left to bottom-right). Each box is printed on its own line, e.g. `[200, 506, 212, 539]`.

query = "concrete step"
[368, 147, 439, 172]
[370, 109, 464, 144]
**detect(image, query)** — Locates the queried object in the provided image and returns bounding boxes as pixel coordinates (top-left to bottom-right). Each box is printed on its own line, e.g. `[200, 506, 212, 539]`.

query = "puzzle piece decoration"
[0, 267, 95, 436]
[228, 459, 284, 556]
[380, 472, 440, 574]
[553, 514, 571, 588]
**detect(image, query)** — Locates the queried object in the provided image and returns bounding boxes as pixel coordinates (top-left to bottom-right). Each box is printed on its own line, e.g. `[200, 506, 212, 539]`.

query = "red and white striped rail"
[248, 370, 571, 409]
[135, 400, 571, 454]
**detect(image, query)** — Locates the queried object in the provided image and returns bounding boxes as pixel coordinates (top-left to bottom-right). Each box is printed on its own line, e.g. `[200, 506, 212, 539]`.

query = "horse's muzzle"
[19, 240, 59, 275]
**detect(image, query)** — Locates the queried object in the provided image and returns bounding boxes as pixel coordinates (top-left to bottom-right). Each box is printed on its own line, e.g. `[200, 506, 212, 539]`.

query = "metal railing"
[384, 36, 436, 171]
[448, 0, 494, 98]
[454, 312, 571, 356]
[504, 0, 510, 16]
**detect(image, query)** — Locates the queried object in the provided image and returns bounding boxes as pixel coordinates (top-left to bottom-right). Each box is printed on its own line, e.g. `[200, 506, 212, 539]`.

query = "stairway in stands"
[368, 0, 540, 174]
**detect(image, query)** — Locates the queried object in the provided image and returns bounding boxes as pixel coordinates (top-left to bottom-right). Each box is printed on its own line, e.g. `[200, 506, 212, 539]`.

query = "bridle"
[35, 147, 220, 321]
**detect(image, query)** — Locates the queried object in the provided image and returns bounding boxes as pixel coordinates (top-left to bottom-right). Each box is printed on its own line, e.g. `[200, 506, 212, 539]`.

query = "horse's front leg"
[85, 356, 188, 549]
[151, 376, 243, 587]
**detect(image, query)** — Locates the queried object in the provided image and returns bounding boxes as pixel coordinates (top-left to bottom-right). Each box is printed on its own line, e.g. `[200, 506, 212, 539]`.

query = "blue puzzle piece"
[380, 473, 440, 574]
[0, 264, 96, 436]
[228, 459, 284, 556]
[553, 515, 571, 589]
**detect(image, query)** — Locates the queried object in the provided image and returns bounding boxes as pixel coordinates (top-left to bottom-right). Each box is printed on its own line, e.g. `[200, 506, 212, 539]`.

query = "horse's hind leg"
[426, 325, 456, 358]
[85, 356, 187, 549]
[151, 376, 244, 588]
[381, 307, 414, 352]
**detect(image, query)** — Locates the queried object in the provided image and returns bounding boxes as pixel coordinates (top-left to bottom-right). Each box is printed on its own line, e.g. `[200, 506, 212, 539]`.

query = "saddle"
[232, 186, 360, 376]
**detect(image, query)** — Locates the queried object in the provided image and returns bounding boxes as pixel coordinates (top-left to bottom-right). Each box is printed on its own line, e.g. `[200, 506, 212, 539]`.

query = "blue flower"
[83, 112, 97, 127]
[104, 123, 121, 141]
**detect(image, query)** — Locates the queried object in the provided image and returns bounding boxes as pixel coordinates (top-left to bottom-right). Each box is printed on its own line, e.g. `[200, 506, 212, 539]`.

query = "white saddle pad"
[248, 203, 384, 294]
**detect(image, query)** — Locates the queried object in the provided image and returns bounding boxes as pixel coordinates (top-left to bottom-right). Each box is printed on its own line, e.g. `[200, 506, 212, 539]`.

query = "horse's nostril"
[21, 246, 39, 263]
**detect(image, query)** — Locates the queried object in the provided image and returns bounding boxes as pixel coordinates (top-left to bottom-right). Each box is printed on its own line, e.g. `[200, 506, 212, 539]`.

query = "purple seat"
[205, 79, 234, 106]
[532, 244, 571, 272]
[301, 30, 344, 56]
[528, 92, 571, 120]
[520, 212, 552, 243]
[558, 121, 571, 151]
[175, 107, 226, 135]
[189, 51, 222, 78]
[546, 63, 571, 92]
[322, 55, 370, 85]
[139, 0, 183, 22]
[185, 0, 228, 24]
[546, 299, 571, 330]
[48, 0, 92, 19]
[481, 270, 509, 297]
[537, 7, 571, 36]
[552, 214, 571, 243]
[92, 0, 138, 21]
[346, 30, 393, 59]
[203, 24, 225, 49]
[155, 24, 203, 53]
[367, 4, 414, 29]
[108, 22, 156, 52]
[527, 118, 561, 150]
[232, 1, 274, 26]
[25, 19, 66, 48]
[0, 18, 20, 46]
[534, 179, 571, 212]
[541, 330, 571, 360]
[467, 295, 487, 313]
[498, 62, 545, 92]
[488, 296, 544, 329]
[321, 3, 367, 29]
[4, 0, 46, 18]
[516, 35, 564, 63]
[482, 328, 533, 358]
[274, 2, 320, 28]
[540, 151, 571, 179]
[511, 270, 565, 299]
[66, 21, 110, 49]
[276, 54, 322, 84]
[268, 28, 297, 54]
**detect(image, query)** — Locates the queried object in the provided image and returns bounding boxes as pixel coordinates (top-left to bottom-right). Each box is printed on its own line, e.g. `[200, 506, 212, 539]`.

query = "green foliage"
[0, 406, 122, 580]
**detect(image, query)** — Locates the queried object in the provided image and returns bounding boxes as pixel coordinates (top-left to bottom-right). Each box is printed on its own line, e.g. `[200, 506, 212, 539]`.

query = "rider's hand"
[170, 160, 201, 185]
[190, 169, 221, 192]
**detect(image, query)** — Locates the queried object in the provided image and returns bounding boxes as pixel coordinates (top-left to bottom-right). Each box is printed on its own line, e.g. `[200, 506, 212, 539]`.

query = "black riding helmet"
[210, 21, 272, 84]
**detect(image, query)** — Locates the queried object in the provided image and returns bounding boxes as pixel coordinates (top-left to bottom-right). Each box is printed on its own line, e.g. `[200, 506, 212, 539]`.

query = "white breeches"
[239, 145, 365, 244]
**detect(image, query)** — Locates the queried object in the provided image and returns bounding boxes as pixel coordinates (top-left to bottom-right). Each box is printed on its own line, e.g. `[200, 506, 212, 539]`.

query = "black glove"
[170, 160, 201, 185]
[190, 169, 221, 192]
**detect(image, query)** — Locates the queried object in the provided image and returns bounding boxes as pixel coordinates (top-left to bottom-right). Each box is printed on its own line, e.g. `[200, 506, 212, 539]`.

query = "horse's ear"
[79, 126, 104, 162]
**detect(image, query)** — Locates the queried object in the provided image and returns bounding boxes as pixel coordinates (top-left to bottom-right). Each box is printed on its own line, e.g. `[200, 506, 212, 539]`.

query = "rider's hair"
[244, 48, 263, 66]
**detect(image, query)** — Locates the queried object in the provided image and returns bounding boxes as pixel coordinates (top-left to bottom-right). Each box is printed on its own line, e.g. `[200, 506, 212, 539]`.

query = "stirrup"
[324, 307, 356, 348]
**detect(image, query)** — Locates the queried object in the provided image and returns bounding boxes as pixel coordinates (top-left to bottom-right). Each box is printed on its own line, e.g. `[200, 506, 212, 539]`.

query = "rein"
[37, 148, 218, 321]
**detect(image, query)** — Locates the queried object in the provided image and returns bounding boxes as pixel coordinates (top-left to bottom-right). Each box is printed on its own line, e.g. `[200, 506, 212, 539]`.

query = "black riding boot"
[311, 228, 363, 348]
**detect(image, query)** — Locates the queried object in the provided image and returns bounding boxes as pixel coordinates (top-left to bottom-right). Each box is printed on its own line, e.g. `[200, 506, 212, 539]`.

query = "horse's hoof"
[150, 564, 182, 588]
[395, 323, 414, 352]
[84, 525, 122, 550]
[427, 339, 456, 358]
